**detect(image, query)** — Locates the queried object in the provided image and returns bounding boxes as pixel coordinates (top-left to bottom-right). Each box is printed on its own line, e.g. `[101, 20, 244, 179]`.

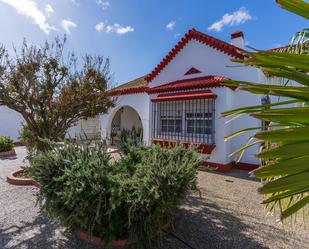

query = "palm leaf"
[224, 0, 309, 221]
[277, 0, 309, 20]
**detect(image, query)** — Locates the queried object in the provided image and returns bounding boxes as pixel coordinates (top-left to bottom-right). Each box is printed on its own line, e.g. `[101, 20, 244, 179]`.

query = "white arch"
[99, 93, 151, 145]
[108, 105, 143, 133]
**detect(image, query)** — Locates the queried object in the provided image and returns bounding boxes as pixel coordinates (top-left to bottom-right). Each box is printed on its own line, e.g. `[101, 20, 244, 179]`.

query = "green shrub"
[0, 136, 14, 152]
[28, 142, 199, 248]
[19, 125, 37, 151]
[118, 126, 143, 154]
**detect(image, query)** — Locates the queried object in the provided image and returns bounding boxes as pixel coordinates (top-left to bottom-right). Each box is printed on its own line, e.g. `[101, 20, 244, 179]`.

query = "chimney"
[231, 30, 244, 49]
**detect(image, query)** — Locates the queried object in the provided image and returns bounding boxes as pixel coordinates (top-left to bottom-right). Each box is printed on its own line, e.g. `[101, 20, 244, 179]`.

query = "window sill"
[152, 139, 215, 154]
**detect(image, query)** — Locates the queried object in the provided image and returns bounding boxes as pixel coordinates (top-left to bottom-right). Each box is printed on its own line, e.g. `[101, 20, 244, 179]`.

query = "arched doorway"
[110, 106, 143, 145]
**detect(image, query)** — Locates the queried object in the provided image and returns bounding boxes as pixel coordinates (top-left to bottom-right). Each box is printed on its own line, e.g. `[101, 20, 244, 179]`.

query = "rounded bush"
[0, 136, 14, 152]
[28, 142, 199, 248]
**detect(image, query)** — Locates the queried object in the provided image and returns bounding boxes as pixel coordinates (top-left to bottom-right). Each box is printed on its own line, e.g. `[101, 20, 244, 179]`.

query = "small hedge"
[28, 142, 199, 248]
[0, 136, 14, 152]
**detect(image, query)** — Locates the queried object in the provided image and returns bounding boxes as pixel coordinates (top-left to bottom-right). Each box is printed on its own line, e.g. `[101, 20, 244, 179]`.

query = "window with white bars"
[152, 99, 215, 144]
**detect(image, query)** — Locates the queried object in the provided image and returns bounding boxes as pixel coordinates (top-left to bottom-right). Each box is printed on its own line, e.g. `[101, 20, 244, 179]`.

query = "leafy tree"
[223, 0, 309, 220]
[0, 37, 114, 150]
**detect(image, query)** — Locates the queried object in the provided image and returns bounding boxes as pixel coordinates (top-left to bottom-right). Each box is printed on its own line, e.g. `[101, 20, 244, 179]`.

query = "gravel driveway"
[1, 147, 309, 249]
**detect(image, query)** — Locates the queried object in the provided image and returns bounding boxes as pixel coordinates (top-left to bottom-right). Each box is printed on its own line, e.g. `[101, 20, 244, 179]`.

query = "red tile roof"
[269, 42, 309, 52]
[152, 90, 217, 102]
[147, 75, 229, 94]
[231, 30, 244, 39]
[145, 28, 245, 82]
[108, 76, 148, 96]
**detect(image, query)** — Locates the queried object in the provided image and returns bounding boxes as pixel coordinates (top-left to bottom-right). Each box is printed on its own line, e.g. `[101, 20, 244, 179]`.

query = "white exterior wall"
[120, 107, 143, 130]
[149, 39, 261, 165]
[100, 93, 151, 145]
[0, 106, 24, 141]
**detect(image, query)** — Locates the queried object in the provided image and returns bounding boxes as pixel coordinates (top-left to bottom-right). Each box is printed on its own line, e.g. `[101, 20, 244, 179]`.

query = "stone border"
[75, 230, 133, 247]
[0, 149, 16, 158]
[6, 169, 40, 188]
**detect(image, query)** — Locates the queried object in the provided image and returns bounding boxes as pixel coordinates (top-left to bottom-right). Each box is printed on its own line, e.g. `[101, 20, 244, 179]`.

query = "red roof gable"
[147, 75, 229, 94]
[145, 28, 245, 82]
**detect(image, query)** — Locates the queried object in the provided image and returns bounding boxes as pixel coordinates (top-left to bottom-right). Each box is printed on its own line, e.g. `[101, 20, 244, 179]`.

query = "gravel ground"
[1, 147, 309, 249]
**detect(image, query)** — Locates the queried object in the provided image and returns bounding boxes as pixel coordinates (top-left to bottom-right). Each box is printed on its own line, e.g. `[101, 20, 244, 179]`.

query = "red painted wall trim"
[152, 140, 259, 173]
[152, 139, 216, 154]
[232, 162, 259, 171]
[201, 161, 259, 173]
[201, 161, 233, 173]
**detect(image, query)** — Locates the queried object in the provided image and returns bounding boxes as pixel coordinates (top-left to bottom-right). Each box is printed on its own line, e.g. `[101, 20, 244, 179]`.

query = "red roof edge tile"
[147, 75, 230, 94]
[145, 28, 245, 82]
[152, 90, 217, 102]
[108, 86, 149, 96]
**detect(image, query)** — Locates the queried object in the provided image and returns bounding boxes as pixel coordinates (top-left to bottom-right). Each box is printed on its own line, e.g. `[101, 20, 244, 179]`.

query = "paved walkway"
[1, 147, 309, 249]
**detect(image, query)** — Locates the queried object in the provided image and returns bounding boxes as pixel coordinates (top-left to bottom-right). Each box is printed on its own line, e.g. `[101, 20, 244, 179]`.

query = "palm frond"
[224, 0, 309, 221]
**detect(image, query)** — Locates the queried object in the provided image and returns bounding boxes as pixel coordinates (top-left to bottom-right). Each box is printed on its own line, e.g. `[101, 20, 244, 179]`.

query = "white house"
[98, 29, 276, 172]
[0, 29, 283, 172]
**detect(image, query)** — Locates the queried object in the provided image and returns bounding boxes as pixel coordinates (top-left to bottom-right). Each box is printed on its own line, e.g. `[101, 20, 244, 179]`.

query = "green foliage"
[0, 136, 13, 152]
[223, 0, 309, 220]
[118, 126, 143, 154]
[28, 142, 199, 248]
[0, 37, 114, 151]
[19, 125, 42, 151]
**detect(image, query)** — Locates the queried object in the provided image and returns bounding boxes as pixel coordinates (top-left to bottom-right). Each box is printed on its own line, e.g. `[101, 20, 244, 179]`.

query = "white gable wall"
[149, 39, 262, 165]
[150, 39, 259, 88]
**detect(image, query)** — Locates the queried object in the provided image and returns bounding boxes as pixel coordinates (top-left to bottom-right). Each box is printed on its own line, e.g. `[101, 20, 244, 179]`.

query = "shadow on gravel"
[0, 214, 101, 249]
[156, 195, 293, 249]
[0, 195, 297, 249]
[206, 169, 260, 183]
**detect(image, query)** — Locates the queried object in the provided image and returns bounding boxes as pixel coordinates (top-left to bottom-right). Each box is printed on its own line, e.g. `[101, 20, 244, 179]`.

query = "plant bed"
[7, 169, 40, 187]
[75, 220, 170, 247]
[28, 142, 199, 248]
[0, 149, 16, 158]
[0, 136, 16, 158]
[75, 230, 133, 247]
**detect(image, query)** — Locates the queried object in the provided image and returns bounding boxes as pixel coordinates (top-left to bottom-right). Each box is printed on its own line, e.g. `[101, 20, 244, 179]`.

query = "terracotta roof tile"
[108, 76, 148, 96]
[147, 75, 230, 93]
[152, 90, 217, 102]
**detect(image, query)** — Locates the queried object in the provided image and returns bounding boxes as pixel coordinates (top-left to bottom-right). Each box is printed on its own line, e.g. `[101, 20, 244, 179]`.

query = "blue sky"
[0, 0, 307, 86]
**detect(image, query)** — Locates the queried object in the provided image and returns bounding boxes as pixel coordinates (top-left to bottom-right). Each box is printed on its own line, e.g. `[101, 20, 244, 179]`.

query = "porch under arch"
[108, 105, 143, 145]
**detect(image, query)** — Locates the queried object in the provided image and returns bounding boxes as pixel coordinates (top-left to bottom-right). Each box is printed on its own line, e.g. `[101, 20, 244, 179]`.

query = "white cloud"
[105, 24, 134, 35]
[69, 0, 79, 6]
[166, 21, 176, 31]
[174, 33, 180, 39]
[45, 4, 54, 15]
[0, 0, 55, 34]
[273, 43, 283, 48]
[96, 0, 110, 10]
[61, 19, 77, 34]
[208, 7, 252, 32]
[95, 22, 105, 32]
